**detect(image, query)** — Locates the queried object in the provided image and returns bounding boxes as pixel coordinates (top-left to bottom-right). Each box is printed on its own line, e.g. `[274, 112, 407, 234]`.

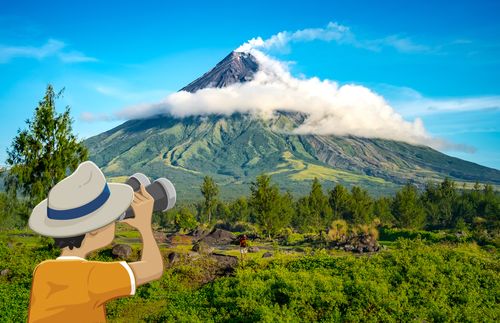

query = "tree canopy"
[5, 85, 88, 205]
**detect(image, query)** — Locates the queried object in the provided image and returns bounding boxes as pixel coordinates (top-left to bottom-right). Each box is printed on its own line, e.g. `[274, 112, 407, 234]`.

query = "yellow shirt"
[28, 256, 136, 323]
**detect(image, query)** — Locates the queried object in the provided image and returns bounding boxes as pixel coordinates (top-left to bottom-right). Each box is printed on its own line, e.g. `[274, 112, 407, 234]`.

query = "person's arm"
[123, 185, 164, 286]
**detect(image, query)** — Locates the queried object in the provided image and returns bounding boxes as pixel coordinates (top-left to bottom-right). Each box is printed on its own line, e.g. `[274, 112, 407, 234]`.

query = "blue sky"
[0, 0, 499, 169]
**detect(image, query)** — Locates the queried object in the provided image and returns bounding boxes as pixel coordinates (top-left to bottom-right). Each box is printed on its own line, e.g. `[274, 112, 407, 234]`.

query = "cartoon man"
[27, 161, 163, 323]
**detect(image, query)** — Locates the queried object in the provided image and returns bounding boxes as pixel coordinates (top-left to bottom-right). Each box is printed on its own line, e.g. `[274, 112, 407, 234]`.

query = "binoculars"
[117, 173, 176, 221]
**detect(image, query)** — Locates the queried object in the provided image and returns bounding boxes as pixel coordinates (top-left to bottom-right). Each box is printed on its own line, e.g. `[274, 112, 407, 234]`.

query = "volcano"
[85, 51, 500, 199]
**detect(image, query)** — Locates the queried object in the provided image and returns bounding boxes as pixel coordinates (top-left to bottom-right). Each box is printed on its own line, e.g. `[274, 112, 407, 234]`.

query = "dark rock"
[192, 241, 214, 254]
[199, 228, 236, 246]
[180, 52, 258, 93]
[112, 244, 132, 259]
[167, 252, 180, 266]
[262, 252, 273, 258]
[191, 227, 211, 239]
[344, 244, 354, 252]
[210, 253, 239, 275]
[248, 246, 260, 253]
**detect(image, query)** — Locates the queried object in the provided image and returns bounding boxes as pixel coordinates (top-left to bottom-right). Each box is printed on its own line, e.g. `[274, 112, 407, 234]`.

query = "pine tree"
[347, 186, 373, 224]
[5, 85, 88, 205]
[392, 183, 425, 229]
[328, 184, 351, 220]
[308, 178, 332, 230]
[373, 197, 395, 226]
[249, 174, 290, 238]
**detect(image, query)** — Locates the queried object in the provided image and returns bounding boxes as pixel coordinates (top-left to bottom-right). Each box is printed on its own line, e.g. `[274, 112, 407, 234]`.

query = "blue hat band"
[47, 184, 111, 220]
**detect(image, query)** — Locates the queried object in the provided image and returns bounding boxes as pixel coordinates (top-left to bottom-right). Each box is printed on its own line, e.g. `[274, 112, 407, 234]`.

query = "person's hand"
[123, 185, 154, 232]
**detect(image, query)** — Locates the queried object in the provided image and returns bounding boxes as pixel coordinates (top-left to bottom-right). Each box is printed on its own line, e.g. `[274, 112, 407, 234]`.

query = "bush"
[2, 233, 498, 322]
[379, 227, 470, 244]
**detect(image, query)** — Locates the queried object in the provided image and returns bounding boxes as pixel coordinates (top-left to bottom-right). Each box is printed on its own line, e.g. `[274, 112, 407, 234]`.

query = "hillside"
[86, 51, 500, 200]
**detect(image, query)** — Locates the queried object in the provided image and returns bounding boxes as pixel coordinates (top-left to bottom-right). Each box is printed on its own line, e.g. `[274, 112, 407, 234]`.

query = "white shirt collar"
[56, 256, 86, 260]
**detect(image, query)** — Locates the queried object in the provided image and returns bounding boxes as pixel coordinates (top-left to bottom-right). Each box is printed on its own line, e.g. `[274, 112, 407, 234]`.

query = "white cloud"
[236, 21, 432, 54]
[0, 39, 97, 64]
[236, 22, 353, 52]
[378, 84, 500, 117]
[375, 35, 432, 53]
[58, 50, 98, 63]
[84, 49, 465, 151]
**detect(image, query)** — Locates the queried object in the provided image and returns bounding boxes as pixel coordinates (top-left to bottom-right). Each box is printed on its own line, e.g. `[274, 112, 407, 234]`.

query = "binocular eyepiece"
[117, 173, 176, 221]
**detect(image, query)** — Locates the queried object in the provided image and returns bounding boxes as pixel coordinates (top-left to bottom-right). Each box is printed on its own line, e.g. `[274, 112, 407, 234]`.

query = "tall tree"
[346, 186, 373, 224]
[328, 184, 351, 220]
[307, 178, 332, 230]
[229, 197, 251, 223]
[422, 178, 458, 228]
[200, 176, 219, 224]
[5, 85, 88, 205]
[392, 183, 426, 229]
[249, 174, 291, 238]
[373, 197, 395, 226]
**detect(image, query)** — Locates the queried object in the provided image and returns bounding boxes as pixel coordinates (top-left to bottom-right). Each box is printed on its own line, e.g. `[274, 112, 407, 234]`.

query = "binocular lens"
[117, 173, 176, 221]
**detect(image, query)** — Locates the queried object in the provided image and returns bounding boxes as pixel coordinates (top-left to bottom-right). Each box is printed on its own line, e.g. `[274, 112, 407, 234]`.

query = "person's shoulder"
[32, 259, 65, 275]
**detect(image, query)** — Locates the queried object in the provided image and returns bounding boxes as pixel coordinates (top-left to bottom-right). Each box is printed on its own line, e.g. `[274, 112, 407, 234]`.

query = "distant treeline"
[160, 175, 499, 244]
[1, 175, 499, 245]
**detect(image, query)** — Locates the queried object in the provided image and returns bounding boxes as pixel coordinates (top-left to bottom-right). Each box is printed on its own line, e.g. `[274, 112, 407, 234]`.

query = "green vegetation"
[201, 176, 219, 224]
[1, 236, 498, 322]
[4, 85, 88, 205]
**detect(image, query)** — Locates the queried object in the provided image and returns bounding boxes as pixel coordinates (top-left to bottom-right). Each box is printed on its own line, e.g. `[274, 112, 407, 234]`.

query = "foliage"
[328, 184, 351, 220]
[295, 178, 332, 232]
[345, 186, 374, 224]
[5, 85, 88, 205]
[227, 197, 250, 223]
[174, 207, 198, 232]
[200, 176, 219, 224]
[106, 240, 498, 322]
[249, 174, 293, 237]
[1, 230, 499, 323]
[0, 192, 30, 228]
[392, 183, 426, 229]
[327, 219, 349, 242]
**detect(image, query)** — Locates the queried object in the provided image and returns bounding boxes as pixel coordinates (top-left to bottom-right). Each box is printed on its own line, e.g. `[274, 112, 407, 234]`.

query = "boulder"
[209, 253, 239, 275]
[191, 227, 211, 240]
[199, 229, 236, 246]
[1, 269, 10, 277]
[262, 252, 273, 258]
[248, 246, 260, 253]
[112, 244, 132, 259]
[343, 244, 354, 252]
[167, 252, 180, 266]
[192, 241, 214, 254]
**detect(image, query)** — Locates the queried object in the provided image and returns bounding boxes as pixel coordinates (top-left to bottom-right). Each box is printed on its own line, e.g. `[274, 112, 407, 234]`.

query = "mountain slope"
[86, 51, 500, 200]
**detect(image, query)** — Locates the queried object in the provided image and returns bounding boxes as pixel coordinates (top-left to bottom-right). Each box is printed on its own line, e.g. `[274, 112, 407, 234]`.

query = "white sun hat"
[29, 161, 134, 238]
